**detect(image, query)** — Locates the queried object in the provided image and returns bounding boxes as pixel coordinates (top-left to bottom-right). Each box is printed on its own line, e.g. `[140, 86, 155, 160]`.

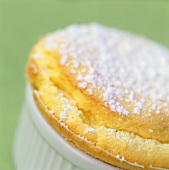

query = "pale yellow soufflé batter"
[27, 24, 169, 170]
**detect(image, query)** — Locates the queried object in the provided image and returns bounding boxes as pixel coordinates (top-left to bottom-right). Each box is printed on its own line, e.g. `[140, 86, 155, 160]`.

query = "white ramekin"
[13, 85, 120, 170]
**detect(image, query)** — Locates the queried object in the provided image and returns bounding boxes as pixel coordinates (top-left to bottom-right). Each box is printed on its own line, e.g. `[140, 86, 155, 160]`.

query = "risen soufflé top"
[27, 24, 169, 170]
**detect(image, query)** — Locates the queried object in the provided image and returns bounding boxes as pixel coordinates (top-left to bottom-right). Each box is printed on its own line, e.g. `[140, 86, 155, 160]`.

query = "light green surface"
[0, 1, 169, 170]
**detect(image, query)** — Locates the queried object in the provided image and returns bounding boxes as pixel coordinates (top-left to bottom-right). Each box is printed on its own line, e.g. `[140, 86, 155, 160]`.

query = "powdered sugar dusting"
[60, 55, 68, 65]
[84, 128, 96, 134]
[59, 111, 67, 119]
[45, 24, 169, 116]
[87, 89, 93, 95]
[59, 104, 76, 120]
[78, 82, 88, 89]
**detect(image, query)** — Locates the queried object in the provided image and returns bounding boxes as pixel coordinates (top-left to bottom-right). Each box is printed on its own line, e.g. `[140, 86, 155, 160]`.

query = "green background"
[0, 1, 169, 170]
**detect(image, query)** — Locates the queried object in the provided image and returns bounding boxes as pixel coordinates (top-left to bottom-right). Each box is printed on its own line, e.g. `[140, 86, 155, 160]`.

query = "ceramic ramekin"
[13, 84, 120, 170]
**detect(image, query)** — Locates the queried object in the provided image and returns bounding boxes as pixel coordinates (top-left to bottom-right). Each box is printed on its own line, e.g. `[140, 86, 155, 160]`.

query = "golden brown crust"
[32, 86, 169, 170]
[27, 24, 169, 169]
[33, 92, 145, 170]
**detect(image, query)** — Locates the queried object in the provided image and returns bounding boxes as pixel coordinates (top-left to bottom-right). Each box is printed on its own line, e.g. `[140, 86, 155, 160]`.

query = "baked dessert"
[27, 24, 169, 170]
